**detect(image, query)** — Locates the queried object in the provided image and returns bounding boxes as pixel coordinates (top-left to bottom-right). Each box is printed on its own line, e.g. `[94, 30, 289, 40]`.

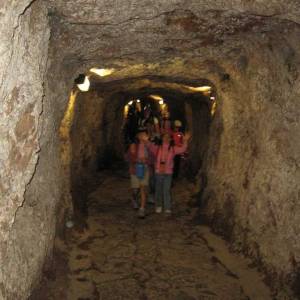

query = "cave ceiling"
[45, 0, 300, 82]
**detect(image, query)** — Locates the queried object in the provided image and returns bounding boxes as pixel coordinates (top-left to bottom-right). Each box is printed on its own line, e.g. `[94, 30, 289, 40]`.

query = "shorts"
[130, 167, 149, 189]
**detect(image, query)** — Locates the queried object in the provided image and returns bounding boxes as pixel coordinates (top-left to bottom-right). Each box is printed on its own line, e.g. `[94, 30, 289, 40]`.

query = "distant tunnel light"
[90, 68, 115, 77]
[149, 95, 164, 101]
[187, 86, 212, 92]
[76, 76, 90, 92]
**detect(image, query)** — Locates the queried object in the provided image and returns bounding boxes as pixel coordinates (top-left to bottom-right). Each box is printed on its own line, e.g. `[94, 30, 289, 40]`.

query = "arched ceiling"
[46, 0, 300, 79]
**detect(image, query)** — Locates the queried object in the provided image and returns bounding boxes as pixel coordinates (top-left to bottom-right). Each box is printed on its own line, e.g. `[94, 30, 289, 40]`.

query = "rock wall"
[202, 34, 300, 297]
[0, 1, 298, 298]
[0, 1, 51, 299]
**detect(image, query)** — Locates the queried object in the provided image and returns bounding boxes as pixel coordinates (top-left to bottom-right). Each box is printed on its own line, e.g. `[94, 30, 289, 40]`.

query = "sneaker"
[155, 207, 162, 214]
[138, 208, 145, 218]
[165, 209, 172, 214]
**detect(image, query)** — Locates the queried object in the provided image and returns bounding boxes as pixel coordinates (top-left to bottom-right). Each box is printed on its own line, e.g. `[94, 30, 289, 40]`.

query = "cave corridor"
[0, 1, 300, 299]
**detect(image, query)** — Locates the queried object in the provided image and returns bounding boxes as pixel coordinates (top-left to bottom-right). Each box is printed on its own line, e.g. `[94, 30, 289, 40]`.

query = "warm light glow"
[211, 101, 217, 116]
[137, 99, 141, 103]
[210, 96, 215, 101]
[149, 95, 164, 101]
[159, 100, 164, 105]
[124, 104, 129, 118]
[128, 100, 133, 105]
[59, 90, 78, 166]
[77, 76, 90, 92]
[90, 68, 115, 77]
[187, 86, 212, 92]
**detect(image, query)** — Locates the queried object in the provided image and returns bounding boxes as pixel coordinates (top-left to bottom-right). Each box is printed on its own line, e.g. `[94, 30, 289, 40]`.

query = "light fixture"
[90, 68, 115, 77]
[187, 86, 212, 92]
[128, 100, 133, 105]
[75, 74, 90, 92]
[149, 95, 164, 101]
[210, 96, 215, 101]
[137, 99, 141, 103]
[159, 100, 164, 105]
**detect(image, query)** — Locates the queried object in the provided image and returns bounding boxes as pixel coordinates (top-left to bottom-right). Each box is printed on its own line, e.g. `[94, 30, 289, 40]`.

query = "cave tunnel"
[1, 1, 300, 299]
[67, 75, 214, 220]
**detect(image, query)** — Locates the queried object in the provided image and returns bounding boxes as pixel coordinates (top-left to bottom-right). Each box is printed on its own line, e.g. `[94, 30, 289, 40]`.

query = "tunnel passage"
[1, 1, 300, 299]
[66, 76, 215, 218]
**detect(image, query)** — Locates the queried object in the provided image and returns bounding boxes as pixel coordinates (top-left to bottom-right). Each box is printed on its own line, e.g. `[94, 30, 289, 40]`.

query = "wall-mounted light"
[75, 74, 90, 92]
[90, 68, 115, 77]
[149, 95, 164, 101]
[137, 99, 141, 103]
[128, 100, 133, 105]
[187, 86, 212, 93]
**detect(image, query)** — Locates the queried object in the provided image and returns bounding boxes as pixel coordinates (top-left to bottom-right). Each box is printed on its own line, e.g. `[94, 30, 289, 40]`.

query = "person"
[127, 129, 150, 218]
[172, 120, 184, 179]
[147, 132, 191, 214]
[161, 111, 173, 135]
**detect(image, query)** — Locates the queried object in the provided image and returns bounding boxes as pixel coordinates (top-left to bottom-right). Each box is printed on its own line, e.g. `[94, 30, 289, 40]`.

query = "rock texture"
[0, 1, 50, 299]
[0, 0, 299, 299]
[45, 0, 300, 296]
[30, 171, 272, 300]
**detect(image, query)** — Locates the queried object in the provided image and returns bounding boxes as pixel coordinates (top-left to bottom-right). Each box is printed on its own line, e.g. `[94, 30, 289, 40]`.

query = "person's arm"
[145, 141, 158, 155]
[174, 142, 187, 155]
[128, 143, 137, 164]
[173, 133, 191, 155]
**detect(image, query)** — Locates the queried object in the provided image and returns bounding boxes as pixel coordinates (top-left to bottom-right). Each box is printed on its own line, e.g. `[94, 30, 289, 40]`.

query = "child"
[147, 132, 190, 214]
[128, 129, 150, 218]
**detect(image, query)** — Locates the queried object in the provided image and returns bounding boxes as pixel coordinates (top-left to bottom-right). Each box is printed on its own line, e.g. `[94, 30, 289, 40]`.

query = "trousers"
[155, 173, 172, 210]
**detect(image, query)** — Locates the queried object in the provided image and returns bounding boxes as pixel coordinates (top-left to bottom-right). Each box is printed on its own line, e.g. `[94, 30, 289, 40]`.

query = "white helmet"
[174, 120, 182, 127]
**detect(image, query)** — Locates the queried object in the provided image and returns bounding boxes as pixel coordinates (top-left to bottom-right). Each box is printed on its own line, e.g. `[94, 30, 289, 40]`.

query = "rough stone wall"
[8, 0, 297, 297]
[202, 35, 300, 296]
[0, 1, 51, 299]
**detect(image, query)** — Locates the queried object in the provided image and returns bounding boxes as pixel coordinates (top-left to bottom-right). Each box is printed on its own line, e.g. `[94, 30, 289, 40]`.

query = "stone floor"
[33, 170, 272, 300]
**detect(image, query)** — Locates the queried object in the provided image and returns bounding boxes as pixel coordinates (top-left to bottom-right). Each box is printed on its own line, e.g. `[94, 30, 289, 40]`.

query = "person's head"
[174, 120, 182, 131]
[136, 129, 148, 142]
[163, 111, 170, 119]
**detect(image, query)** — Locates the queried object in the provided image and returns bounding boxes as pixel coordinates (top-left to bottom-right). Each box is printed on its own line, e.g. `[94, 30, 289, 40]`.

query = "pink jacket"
[126, 143, 151, 175]
[147, 142, 187, 174]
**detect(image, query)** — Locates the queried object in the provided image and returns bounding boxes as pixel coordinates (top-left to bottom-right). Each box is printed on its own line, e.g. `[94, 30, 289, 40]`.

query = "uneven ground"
[32, 169, 272, 300]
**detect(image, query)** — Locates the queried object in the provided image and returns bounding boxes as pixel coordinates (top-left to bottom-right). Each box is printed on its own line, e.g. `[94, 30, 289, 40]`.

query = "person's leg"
[155, 174, 163, 212]
[138, 167, 149, 218]
[130, 175, 139, 209]
[140, 185, 147, 209]
[163, 174, 173, 213]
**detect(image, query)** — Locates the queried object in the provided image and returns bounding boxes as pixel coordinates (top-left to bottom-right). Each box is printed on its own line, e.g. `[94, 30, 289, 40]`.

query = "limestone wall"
[0, 1, 51, 298]
[202, 35, 300, 296]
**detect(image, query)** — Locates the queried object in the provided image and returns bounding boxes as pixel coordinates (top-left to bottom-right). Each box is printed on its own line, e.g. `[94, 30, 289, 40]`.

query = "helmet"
[174, 120, 182, 127]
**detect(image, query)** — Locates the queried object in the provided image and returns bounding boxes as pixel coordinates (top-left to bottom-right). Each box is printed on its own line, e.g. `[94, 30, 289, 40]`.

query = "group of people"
[124, 100, 190, 218]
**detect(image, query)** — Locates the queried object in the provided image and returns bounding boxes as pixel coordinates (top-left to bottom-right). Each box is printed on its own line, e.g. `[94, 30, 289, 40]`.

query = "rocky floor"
[32, 170, 272, 300]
